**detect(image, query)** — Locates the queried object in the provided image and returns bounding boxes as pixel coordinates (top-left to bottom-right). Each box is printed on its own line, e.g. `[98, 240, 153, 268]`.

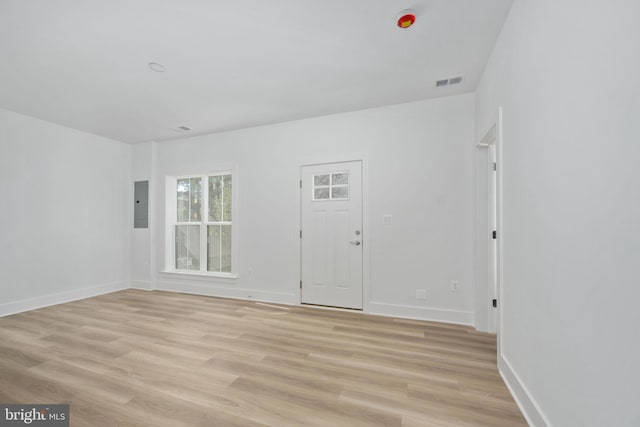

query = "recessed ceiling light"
[148, 62, 166, 73]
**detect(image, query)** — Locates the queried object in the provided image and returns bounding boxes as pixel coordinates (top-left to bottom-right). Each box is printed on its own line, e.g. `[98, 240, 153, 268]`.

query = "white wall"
[131, 141, 156, 289]
[141, 94, 476, 324]
[0, 108, 132, 315]
[475, 1, 640, 425]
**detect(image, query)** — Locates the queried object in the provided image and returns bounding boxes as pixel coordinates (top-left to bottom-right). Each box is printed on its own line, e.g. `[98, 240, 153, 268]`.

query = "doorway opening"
[476, 108, 503, 344]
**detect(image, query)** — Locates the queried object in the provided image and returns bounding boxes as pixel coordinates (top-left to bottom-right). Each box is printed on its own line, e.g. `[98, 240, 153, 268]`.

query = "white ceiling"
[0, 0, 513, 143]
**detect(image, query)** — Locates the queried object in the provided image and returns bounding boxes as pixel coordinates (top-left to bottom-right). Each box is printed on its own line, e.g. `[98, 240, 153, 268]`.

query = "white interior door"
[301, 161, 363, 309]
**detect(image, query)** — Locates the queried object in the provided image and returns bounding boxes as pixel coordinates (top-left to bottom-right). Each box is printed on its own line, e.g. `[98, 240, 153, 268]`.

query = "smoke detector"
[397, 10, 416, 29]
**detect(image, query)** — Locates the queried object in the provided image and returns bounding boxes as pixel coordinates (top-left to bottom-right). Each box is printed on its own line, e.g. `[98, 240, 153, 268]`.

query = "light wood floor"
[0, 290, 526, 426]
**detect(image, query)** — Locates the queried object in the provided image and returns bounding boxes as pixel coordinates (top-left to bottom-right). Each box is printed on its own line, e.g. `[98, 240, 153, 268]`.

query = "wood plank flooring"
[0, 290, 526, 426]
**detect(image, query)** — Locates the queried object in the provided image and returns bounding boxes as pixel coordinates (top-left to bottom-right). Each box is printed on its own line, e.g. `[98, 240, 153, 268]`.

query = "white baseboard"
[130, 280, 154, 290]
[155, 279, 299, 306]
[499, 352, 551, 427]
[0, 281, 129, 317]
[368, 302, 474, 325]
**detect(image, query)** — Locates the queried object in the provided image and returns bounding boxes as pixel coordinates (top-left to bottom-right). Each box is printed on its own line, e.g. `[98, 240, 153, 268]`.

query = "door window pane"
[331, 186, 348, 199]
[314, 188, 330, 200]
[332, 173, 348, 185]
[314, 174, 330, 186]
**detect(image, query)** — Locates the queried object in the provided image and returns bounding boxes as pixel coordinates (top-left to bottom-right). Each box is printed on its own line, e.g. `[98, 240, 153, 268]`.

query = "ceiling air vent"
[435, 76, 464, 87]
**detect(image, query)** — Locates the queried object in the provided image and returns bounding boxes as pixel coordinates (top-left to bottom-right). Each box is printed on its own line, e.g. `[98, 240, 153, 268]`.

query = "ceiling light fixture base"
[148, 62, 167, 73]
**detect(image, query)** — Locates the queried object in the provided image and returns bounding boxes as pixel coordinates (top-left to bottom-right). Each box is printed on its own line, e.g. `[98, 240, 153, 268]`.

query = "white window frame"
[164, 166, 238, 279]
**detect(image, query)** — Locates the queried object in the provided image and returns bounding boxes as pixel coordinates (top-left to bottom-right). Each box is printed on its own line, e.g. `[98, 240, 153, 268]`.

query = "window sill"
[160, 270, 239, 280]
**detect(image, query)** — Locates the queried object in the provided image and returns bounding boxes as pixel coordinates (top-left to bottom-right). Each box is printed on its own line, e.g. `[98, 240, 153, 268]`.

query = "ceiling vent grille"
[435, 76, 463, 87]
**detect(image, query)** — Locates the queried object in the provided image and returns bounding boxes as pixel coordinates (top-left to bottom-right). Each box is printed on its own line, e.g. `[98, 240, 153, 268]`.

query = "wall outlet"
[450, 280, 460, 292]
[415, 289, 427, 300]
[247, 267, 254, 277]
[383, 214, 393, 225]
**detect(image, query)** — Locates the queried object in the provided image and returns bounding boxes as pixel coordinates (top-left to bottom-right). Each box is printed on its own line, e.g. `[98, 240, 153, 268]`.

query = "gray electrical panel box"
[134, 181, 149, 228]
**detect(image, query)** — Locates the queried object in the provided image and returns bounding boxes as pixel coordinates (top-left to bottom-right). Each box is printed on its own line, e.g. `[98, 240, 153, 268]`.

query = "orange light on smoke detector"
[397, 11, 416, 29]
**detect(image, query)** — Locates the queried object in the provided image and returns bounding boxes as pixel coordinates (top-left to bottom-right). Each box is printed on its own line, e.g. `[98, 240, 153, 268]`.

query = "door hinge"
[299, 179, 302, 188]
[492, 299, 497, 308]
[300, 280, 302, 289]
[493, 162, 497, 171]
[300, 230, 302, 239]
[492, 230, 497, 239]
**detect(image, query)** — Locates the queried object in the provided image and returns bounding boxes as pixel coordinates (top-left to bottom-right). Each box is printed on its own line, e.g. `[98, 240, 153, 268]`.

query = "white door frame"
[476, 108, 504, 355]
[294, 155, 370, 312]
[488, 144, 498, 332]
[495, 107, 504, 357]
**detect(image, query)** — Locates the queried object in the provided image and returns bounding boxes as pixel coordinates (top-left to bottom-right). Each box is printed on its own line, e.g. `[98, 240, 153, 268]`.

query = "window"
[313, 172, 349, 200]
[173, 172, 233, 274]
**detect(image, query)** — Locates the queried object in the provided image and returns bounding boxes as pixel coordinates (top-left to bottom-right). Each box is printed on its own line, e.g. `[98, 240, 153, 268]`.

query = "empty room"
[1, 0, 638, 426]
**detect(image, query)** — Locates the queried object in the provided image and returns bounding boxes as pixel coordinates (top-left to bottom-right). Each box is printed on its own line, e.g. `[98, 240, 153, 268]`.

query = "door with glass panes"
[300, 161, 363, 309]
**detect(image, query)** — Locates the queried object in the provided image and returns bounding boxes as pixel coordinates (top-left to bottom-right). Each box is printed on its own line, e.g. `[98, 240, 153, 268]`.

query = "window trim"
[164, 165, 238, 279]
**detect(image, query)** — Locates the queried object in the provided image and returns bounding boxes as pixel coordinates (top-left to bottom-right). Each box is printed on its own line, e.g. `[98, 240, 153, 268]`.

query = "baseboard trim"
[130, 280, 154, 290]
[0, 281, 129, 317]
[155, 280, 299, 306]
[367, 302, 474, 326]
[499, 352, 551, 427]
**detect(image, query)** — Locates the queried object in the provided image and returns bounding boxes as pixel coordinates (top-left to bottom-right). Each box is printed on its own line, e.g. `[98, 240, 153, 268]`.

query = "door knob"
[350, 240, 361, 246]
